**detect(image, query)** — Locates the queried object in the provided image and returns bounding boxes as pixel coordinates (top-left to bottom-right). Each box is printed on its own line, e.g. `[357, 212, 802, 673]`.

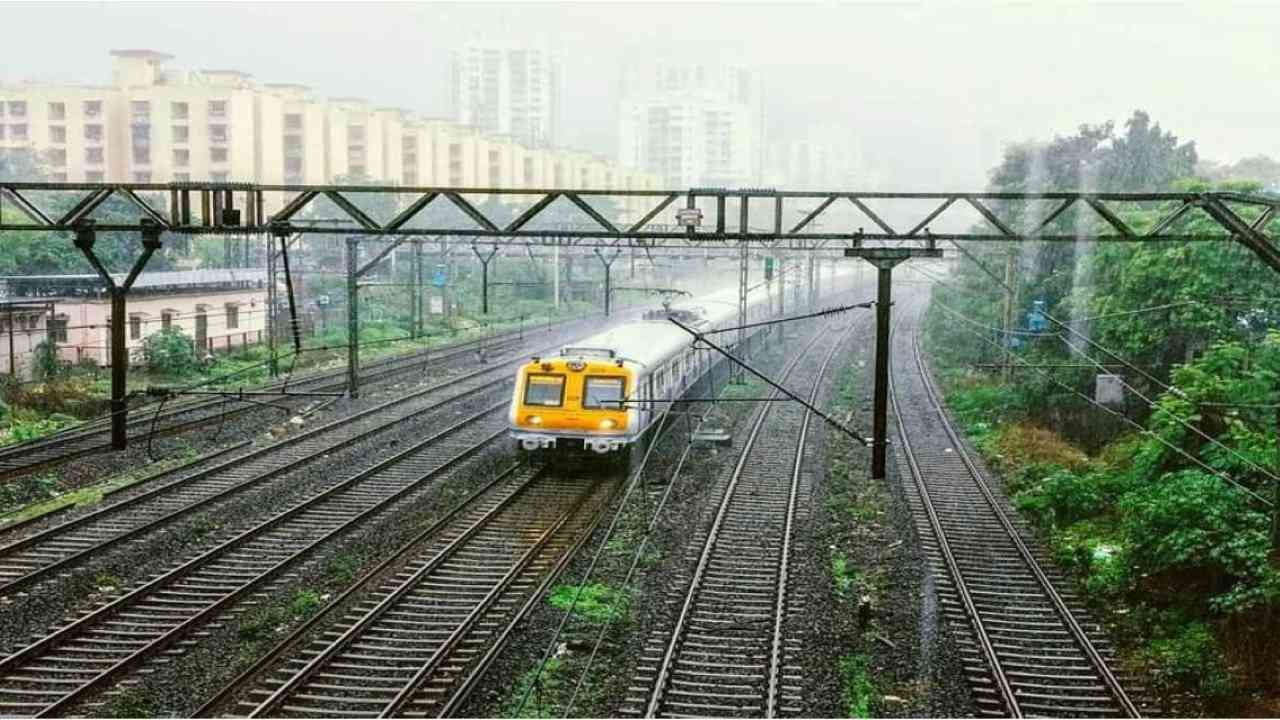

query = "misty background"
[3, 1, 1277, 191]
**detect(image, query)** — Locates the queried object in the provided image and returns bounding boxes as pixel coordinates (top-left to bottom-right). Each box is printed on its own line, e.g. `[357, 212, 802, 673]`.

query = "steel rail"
[190, 461, 528, 718]
[887, 322, 1021, 716]
[907, 325, 1140, 717]
[643, 323, 829, 718]
[766, 316, 851, 717]
[0, 343, 536, 597]
[0, 315, 600, 596]
[0, 317, 572, 481]
[245, 465, 554, 716]
[0, 400, 511, 718]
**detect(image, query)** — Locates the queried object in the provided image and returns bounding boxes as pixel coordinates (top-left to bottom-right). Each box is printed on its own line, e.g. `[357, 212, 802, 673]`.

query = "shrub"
[1142, 621, 1236, 701]
[141, 327, 199, 376]
[31, 339, 63, 381]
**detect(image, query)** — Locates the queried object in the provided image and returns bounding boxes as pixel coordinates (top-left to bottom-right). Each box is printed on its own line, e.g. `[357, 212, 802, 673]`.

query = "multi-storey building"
[617, 62, 764, 188]
[0, 50, 657, 219]
[766, 124, 862, 190]
[451, 41, 560, 149]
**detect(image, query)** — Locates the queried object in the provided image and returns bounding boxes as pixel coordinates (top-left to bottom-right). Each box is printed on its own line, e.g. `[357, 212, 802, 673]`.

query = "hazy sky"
[5, 1, 1277, 190]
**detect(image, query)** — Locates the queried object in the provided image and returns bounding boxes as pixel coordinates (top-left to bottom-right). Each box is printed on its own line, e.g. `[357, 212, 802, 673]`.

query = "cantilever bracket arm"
[667, 317, 868, 446]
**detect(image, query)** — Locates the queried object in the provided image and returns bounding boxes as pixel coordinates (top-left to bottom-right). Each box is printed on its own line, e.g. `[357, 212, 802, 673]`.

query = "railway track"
[890, 308, 1141, 718]
[626, 318, 852, 718]
[218, 465, 614, 718]
[0, 317, 584, 483]
[0, 327, 588, 599]
[0, 394, 513, 718]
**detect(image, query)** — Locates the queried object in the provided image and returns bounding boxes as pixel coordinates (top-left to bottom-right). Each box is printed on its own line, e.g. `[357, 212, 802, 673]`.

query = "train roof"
[559, 283, 772, 369]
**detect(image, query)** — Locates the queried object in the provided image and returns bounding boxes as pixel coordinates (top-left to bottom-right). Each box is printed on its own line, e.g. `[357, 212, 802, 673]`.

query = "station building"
[0, 270, 268, 368]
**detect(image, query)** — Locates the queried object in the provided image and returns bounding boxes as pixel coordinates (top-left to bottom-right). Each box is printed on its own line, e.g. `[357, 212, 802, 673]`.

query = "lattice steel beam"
[0, 182, 1276, 269]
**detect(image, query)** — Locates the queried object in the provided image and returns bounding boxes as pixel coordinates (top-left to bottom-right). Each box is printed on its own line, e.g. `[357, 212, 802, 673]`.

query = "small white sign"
[429, 296, 444, 314]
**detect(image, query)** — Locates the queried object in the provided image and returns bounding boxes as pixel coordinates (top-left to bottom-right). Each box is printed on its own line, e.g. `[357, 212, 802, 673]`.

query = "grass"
[0, 445, 200, 527]
[105, 687, 158, 718]
[831, 550, 860, 601]
[324, 551, 361, 587]
[501, 658, 565, 718]
[237, 588, 326, 643]
[547, 583, 630, 625]
[838, 652, 876, 718]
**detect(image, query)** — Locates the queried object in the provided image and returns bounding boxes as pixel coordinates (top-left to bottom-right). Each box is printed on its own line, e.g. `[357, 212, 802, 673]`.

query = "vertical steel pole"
[871, 264, 893, 479]
[346, 237, 360, 399]
[738, 196, 749, 378]
[109, 289, 127, 450]
[278, 232, 302, 356]
[413, 241, 423, 338]
[553, 243, 561, 310]
[266, 234, 278, 377]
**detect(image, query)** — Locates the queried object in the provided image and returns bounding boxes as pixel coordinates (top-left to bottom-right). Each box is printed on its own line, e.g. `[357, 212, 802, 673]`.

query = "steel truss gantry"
[0, 183, 1276, 268]
[2, 181, 1277, 454]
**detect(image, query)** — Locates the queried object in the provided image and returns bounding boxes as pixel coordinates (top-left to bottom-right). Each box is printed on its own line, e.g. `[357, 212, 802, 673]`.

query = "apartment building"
[766, 124, 862, 191]
[618, 62, 765, 188]
[0, 50, 659, 220]
[451, 41, 560, 148]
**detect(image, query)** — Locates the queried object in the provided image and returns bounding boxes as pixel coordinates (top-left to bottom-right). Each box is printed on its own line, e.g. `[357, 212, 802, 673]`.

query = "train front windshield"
[525, 374, 565, 407]
[583, 376, 625, 409]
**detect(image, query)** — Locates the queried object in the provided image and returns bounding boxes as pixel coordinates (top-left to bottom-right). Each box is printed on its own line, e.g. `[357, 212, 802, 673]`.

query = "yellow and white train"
[508, 286, 772, 456]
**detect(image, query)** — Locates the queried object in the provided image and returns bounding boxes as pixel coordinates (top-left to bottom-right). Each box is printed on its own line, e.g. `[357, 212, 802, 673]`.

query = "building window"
[225, 304, 239, 330]
[85, 147, 103, 164]
[284, 157, 302, 175]
[49, 125, 66, 143]
[11, 124, 28, 142]
[86, 171, 104, 182]
[171, 102, 189, 120]
[130, 101, 150, 120]
[7, 101, 26, 117]
[208, 100, 227, 118]
[347, 125, 366, 144]
[48, 148, 67, 166]
[48, 102, 66, 121]
[133, 146, 151, 165]
[85, 124, 103, 143]
[209, 124, 228, 144]
[283, 135, 303, 155]
[173, 172, 190, 182]
[131, 123, 150, 146]
[284, 113, 303, 131]
[130, 315, 143, 340]
[84, 100, 102, 118]
[173, 149, 190, 167]
[161, 312, 174, 330]
[133, 171, 152, 183]
[172, 125, 189, 143]
[211, 147, 228, 163]
[50, 315, 68, 343]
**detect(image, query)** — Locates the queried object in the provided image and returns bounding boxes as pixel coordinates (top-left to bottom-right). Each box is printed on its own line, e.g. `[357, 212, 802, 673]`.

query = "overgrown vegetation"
[501, 658, 565, 718]
[546, 583, 631, 625]
[838, 653, 876, 719]
[924, 108, 1280, 713]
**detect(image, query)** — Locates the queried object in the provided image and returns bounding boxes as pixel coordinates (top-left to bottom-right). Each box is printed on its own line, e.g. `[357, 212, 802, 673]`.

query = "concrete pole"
[553, 243, 561, 310]
[412, 241, 423, 338]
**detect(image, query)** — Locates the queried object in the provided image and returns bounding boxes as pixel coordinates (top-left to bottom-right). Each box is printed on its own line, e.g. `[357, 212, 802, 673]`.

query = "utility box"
[1095, 374, 1125, 407]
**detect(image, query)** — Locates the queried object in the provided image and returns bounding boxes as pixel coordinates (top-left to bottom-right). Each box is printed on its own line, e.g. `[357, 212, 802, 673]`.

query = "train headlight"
[599, 418, 617, 430]
[527, 415, 543, 425]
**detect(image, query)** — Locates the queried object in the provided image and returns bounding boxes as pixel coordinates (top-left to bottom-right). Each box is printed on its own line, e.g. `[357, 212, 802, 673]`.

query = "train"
[507, 285, 774, 458]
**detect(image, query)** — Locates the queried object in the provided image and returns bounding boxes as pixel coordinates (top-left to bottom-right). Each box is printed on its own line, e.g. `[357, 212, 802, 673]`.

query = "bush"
[547, 583, 630, 624]
[31, 339, 63, 381]
[1142, 621, 1236, 701]
[141, 327, 199, 376]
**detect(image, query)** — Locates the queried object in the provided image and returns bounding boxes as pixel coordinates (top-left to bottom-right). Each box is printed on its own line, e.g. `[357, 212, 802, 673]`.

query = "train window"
[524, 374, 565, 407]
[583, 376, 625, 409]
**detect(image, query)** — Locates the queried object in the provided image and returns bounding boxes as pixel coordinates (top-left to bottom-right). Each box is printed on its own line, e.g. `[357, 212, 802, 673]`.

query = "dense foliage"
[926, 110, 1280, 711]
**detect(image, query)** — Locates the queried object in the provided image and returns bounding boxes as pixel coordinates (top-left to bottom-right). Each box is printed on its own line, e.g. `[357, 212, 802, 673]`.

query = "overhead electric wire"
[933, 303, 1274, 506]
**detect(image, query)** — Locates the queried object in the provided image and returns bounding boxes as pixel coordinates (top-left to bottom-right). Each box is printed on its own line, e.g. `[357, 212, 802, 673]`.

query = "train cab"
[509, 349, 636, 454]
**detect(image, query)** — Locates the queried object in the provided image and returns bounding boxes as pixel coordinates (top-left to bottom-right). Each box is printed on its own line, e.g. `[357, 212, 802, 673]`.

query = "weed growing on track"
[838, 652, 875, 718]
[104, 686, 160, 718]
[547, 583, 630, 625]
[502, 657, 565, 718]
